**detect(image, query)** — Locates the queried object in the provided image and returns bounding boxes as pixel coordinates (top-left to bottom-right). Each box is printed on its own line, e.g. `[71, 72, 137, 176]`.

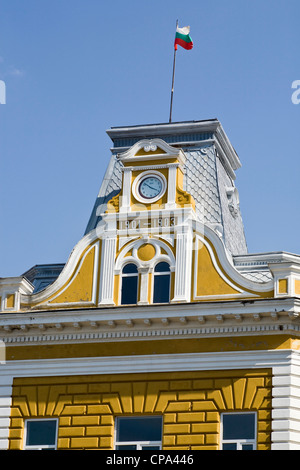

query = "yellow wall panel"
[196, 241, 240, 297]
[5, 334, 299, 362]
[9, 369, 272, 451]
[6, 294, 15, 308]
[49, 247, 95, 304]
[135, 147, 167, 156]
[278, 279, 288, 294]
[295, 280, 300, 295]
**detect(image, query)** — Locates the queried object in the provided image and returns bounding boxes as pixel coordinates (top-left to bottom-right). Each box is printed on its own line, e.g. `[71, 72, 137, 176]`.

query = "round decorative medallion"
[137, 244, 156, 261]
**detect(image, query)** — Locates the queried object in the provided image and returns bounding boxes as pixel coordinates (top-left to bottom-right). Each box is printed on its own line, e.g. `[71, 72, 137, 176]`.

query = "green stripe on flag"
[175, 32, 192, 43]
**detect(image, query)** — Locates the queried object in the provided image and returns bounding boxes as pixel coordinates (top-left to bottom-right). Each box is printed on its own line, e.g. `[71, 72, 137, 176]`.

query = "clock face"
[139, 176, 163, 199]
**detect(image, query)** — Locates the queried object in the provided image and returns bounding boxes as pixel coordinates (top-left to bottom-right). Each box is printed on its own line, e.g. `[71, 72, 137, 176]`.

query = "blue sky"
[0, 0, 299, 277]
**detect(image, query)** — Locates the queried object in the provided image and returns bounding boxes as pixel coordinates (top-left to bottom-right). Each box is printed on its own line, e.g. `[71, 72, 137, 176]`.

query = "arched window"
[121, 263, 139, 305]
[153, 262, 171, 304]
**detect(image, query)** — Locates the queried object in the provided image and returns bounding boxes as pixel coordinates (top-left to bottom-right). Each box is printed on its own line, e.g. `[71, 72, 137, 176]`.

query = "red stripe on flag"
[174, 37, 193, 50]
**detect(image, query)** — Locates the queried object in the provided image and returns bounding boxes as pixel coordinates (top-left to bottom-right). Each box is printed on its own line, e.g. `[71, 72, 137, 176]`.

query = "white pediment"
[116, 138, 186, 166]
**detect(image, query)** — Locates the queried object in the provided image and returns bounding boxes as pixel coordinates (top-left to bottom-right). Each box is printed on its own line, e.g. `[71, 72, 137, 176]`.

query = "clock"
[139, 176, 163, 199]
[132, 171, 166, 203]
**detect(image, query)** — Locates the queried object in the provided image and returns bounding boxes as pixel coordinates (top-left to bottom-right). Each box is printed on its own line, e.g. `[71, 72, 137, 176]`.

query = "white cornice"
[234, 251, 300, 267]
[107, 120, 241, 179]
[0, 349, 294, 378]
[107, 120, 220, 140]
[0, 277, 34, 295]
[1, 298, 300, 345]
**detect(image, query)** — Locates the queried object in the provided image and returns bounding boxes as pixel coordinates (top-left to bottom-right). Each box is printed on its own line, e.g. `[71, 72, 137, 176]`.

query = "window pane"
[26, 420, 57, 446]
[141, 445, 161, 450]
[116, 445, 137, 450]
[242, 444, 254, 450]
[223, 414, 255, 440]
[117, 417, 162, 442]
[153, 275, 170, 303]
[121, 276, 138, 304]
[154, 262, 170, 273]
[223, 443, 237, 450]
[123, 264, 138, 274]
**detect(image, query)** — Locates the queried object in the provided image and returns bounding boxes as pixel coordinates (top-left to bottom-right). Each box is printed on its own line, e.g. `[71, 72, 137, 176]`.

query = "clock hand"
[144, 182, 159, 191]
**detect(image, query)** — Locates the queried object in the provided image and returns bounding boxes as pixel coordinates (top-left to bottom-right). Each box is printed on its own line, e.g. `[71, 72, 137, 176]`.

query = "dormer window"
[121, 263, 139, 305]
[116, 238, 175, 307]
[153, 262, 171, 304]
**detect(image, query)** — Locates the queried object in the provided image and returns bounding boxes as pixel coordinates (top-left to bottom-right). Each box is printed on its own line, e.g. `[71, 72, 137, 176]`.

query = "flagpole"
[169, 20, 178, 123]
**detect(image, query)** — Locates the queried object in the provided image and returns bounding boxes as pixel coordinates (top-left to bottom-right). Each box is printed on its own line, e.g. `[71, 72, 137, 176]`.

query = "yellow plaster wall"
[295, 280, 300, 295]
[9, 369, 272, 450]
[6, 294, 15, 309]
[48, 246, 96, 304]
[5, 335, 298, 362]
[196, 241, 240, 297]
[278, 279, 288, 294]
[135, 147, 167, 156]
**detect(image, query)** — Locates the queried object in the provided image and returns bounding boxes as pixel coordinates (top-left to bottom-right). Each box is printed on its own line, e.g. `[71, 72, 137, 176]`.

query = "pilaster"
[98, 235, 117, 306]
[172, 225, 193, 303]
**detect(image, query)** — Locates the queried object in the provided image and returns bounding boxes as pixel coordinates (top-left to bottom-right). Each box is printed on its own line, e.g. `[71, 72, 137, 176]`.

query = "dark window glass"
[26, 420, 57, 446]
[242, 444, 254, 450]
[223, 414, 255, 440]
[121, 264, 138, 305]
[154, 262, 170, 273]
[123, 264, 138, 274]
[117, 417, 162, 442]
[141, 445, 161, 450]
[223, 443, 237, 450]
[153, 262, 170, 304]
[121, 276, 138, 304]
[116, 445, 137, 450]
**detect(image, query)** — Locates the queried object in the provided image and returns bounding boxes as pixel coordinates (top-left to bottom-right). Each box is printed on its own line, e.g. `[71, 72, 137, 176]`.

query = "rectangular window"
[221, 412, 256, 450]
[24, 419, 58, 450]
[115, 416, 162, 450]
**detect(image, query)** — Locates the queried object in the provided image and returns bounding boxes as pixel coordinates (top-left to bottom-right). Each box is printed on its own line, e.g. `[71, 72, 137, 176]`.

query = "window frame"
[220, 412, 257, 450]
[114, 416, 163, 450]
[23, 418, 59, 450]
[120, 263, 139, 305]
[152, 262, 171, 304]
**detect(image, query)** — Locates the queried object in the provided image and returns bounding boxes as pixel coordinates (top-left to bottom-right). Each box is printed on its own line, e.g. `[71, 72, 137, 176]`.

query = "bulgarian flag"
[174, 25, 193, 50]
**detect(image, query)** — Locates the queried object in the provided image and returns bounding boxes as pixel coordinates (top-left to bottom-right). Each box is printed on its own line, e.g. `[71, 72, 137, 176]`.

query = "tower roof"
[85, 119, 247, 255]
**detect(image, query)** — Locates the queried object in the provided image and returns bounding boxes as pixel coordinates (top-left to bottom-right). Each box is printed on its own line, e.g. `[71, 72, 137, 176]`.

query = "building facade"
[1, 119, 300, 450]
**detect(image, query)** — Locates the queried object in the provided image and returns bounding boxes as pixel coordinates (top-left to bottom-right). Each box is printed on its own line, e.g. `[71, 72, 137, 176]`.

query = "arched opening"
[153, 262, 171, 304]
[121, 263, 139, 305]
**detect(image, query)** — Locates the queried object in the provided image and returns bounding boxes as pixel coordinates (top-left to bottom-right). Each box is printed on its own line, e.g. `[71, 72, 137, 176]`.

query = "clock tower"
[99, 136, 196, 306]
[113, 137, 193, 212]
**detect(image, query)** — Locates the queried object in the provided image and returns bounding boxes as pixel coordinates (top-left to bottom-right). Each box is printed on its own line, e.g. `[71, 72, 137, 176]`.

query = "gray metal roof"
[85, 119, 248, 256]
[23, 264, 65, 293]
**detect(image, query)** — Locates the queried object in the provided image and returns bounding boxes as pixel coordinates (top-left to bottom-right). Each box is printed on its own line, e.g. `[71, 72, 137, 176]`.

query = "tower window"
[121, 263, 139, 305]
[153, 262, 171, 304]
